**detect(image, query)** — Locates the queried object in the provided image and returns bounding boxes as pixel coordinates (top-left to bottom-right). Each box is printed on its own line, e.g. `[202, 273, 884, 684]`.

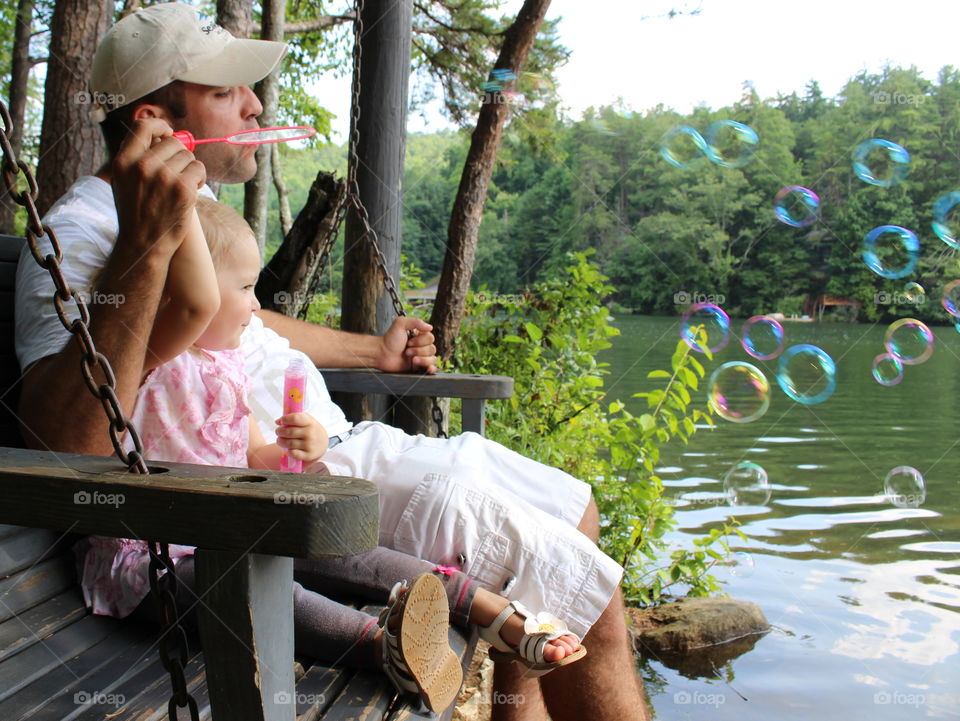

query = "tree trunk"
[34, 0, 110, 218]
[271, 143, 293, 237]
[429, 0, 552, 361]
[244, 0, 285, 252]
[213, 0, 254, 198]
[256, 169, 345, 318]
[340, 0, 413, 424]
[0, 0, 35, 234]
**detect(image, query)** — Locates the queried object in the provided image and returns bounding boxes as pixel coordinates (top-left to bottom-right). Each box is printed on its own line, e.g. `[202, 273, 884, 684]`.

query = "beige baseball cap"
[89, 3, 287, 121]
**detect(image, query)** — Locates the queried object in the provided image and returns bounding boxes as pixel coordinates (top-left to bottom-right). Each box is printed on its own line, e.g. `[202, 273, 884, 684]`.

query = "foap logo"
[874, 291, 925, 306]
[673, 690, 726, 707]
[873, 91, 925, 106]
[74, 490, 125, 508]
[274, 491, 325, 507]
[873, 690, 926, 708]
[74, 690, 125, 707]
[674, 290, 725, 305]
[274, 691, 325, 706]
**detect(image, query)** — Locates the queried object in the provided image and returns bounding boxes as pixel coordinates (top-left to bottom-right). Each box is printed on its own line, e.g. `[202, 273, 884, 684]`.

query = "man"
[14, 5, 647, 720]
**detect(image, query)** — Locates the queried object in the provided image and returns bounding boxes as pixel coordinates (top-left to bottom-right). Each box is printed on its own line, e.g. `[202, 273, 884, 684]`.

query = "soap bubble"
[884, 318, 933, 365]
[883, 466, 925, 508]
[723, 461, 771, 506]
[777, 344, 837, 405]
[852, 138, 910, 187]
[773, 185, 820, 228]
[862, 225, 920, 280]
[903, 282, 925, 303]
[707, 362, 771, 423]
[680, 303, 730, 353]
[728, 551, 755, 578]
[932, 190, 960, 249]
[872, 353, 904, 386]
[704, 120, 759, 168]
[942, 280, 960, 317]
[741, 315, 785, 360]
[660, 125, 709, 170]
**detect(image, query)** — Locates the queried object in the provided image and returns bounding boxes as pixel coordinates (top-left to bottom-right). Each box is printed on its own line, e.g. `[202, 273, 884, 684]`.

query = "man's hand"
[378, 317, 437, 374]
[111, 118, 206, 262]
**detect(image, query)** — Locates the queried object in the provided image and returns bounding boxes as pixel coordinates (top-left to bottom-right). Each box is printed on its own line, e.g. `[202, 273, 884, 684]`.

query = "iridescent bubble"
[883, 465, 925, 508]
[707, 361, 771, 423]
[741, 315, 785, 360]
[942, 280, 960, 317]
[723, 461, 771, 506]
[903, 282, 925, 303]
[680, 303, 730, 353]
[872, 353, 904, 387]
[704, 120, 759, 168]
[728, 550, 755, 578]
[852, 138, 910, 187]
[660, 125, 709, 170]
[931, 190, 960, 249]
[773, 185, 820, 228]
[777, 344, 837, 405]
[884, 318, 934, 365]
[862, 225, 920, 280]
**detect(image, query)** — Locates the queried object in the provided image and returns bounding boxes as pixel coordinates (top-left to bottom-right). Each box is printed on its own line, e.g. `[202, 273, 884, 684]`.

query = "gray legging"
[129, 547, 477, 671]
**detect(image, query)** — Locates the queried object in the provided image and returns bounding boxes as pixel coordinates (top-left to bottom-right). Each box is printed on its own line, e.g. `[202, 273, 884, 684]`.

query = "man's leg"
[537, 498, 649, 720]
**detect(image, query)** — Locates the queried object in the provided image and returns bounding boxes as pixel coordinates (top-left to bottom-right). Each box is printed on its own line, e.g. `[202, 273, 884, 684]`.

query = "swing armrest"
[318, 368, 513, 399]
[0, 445, 378, 558]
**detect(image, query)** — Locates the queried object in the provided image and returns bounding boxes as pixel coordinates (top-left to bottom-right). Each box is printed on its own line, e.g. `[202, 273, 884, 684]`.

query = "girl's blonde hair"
[195, 197, 256, 267]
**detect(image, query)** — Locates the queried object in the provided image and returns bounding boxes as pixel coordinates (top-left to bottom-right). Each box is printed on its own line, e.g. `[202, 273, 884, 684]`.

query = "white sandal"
[477, 600, 587, 677]
[379, 574, 463, 713]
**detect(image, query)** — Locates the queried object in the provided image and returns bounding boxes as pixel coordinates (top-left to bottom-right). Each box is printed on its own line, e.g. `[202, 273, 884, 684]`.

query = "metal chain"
[0, 98, 200, 721]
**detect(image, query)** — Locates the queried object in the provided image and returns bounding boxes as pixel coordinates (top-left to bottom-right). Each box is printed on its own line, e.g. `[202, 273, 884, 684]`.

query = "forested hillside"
[254, 65, 960, 323]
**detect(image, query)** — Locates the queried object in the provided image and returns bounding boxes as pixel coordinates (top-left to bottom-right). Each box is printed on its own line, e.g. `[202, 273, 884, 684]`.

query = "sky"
[314, 0, 960, 141]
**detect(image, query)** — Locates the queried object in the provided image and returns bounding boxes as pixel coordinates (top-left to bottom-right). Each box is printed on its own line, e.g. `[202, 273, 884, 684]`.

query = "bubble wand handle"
[280, 358, 307, 473]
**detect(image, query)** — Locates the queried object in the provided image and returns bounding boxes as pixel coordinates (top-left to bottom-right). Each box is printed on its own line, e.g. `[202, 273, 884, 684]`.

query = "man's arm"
[258, 309, 438, 373]
[17, 119, 206, 455]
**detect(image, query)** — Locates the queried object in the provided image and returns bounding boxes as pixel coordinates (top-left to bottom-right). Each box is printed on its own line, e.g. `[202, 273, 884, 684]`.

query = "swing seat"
[0, 233, 478, 721]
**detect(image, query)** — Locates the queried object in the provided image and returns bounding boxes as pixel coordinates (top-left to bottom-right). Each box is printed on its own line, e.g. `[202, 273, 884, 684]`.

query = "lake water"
[600, 315, 960, 720]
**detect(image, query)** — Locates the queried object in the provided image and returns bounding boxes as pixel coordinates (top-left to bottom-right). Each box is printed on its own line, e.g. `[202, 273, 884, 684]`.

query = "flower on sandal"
[432, 565, 460, 576]
[523, 611, 568, 636]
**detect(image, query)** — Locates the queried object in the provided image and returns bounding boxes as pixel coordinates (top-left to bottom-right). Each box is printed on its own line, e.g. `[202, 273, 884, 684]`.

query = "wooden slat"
[0, 613, 121, 703]
[0, 555, 76, 623]
[0, 234, 23, 262]
[0, 527, 67, 577]
[0, 447, 379, 560]
[0, 588, 88, 664]
[0, 622, 154, 721]
[319, 369, 514, 400]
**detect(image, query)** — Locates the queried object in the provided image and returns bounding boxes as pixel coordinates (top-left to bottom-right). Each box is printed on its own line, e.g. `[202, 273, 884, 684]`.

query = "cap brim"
[178, 38, 287, 87]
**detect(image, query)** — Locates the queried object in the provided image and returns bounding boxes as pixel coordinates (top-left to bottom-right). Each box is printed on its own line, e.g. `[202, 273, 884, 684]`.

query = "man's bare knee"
[577, 496, 600, 542]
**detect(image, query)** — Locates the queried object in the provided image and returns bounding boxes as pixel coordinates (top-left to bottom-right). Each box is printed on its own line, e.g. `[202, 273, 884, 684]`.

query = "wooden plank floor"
[0, 530, 476, 721]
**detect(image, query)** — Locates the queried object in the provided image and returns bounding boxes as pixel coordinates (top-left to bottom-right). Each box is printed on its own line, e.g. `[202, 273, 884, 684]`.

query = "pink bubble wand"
[280, 358, 307, 473]
[173, 126, 316, 152]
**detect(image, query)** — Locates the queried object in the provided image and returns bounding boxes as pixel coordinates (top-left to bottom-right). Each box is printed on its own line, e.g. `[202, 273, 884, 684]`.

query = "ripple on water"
[866, 529, 928, 540]
[901, 542, 960, 554]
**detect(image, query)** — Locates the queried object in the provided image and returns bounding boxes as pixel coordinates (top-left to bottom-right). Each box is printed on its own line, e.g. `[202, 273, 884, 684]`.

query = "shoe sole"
[397, 573, 464, 713]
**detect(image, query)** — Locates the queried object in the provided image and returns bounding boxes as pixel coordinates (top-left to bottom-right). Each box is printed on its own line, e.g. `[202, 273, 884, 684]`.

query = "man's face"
[175, 82, 264, 184]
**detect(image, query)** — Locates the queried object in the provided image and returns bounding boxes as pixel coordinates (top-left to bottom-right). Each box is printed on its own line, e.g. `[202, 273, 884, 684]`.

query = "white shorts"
[316, 421, 623, 637]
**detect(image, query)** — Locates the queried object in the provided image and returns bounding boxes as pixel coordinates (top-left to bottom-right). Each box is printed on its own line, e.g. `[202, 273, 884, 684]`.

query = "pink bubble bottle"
[280, 358, 307, 473]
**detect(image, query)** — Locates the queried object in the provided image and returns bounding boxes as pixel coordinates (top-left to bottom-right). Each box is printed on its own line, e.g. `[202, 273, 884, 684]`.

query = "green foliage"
[453, 252, 740, 605]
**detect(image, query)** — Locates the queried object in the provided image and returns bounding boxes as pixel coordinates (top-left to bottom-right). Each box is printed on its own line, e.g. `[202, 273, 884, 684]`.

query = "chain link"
[0, 97, 200, 720]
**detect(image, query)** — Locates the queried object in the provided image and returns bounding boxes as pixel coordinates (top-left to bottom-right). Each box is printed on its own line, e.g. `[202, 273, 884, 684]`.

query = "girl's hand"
[275, 412, 329, 462]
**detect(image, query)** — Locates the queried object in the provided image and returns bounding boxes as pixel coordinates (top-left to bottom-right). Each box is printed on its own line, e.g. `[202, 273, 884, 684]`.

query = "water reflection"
[603, 316, 960, 720]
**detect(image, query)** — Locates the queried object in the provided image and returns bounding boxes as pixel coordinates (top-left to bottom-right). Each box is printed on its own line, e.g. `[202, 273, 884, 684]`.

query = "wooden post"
[337, 0, 412, 426]
[195, 551, 296, 721]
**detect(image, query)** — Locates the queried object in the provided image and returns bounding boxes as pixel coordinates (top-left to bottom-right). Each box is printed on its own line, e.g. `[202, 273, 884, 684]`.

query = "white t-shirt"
[14, 175, 352, 442]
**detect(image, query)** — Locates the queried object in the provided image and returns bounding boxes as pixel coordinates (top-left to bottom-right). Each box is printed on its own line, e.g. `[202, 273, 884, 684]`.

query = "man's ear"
[131, 103, 170, 122]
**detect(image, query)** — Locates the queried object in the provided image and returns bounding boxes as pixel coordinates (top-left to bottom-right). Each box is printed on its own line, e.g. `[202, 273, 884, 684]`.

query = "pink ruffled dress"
[77, 348, 252, 618]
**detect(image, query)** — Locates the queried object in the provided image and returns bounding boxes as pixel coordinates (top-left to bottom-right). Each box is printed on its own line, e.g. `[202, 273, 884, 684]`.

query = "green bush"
[453, 251, 742, 605]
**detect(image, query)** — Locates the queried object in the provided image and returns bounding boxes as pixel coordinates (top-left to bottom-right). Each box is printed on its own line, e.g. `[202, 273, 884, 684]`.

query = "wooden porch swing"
[0, 1, 514, 719]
